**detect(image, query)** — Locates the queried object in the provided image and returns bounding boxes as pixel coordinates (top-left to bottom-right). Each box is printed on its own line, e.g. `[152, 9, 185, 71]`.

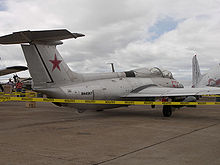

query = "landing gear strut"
[162, 105, 172, 117]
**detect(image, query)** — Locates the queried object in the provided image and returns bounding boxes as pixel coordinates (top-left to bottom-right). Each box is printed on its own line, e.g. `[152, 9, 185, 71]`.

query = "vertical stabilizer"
[0, 30, 85, 89]
[22, 43, 82, 88]
[192, 55, 202, 87]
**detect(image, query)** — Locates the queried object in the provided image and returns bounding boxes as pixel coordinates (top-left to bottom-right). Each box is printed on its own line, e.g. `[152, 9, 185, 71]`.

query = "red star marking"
[49, 54, 62, 71]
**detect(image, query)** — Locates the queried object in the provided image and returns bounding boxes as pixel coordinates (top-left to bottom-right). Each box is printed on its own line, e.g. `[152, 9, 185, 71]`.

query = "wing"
[0, 66, 28, 76]
[123, 86, 220, 98]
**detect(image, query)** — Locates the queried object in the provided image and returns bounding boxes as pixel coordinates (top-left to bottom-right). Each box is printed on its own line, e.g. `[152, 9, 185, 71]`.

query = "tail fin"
[21, 44, 83, 88]
[192, 55, 202, 88]
[0, 29, 84, 89]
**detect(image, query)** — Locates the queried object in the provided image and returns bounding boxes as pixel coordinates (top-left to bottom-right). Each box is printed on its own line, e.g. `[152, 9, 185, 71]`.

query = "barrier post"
[25, 91, 37, 108]
[2, 85, 13, 94]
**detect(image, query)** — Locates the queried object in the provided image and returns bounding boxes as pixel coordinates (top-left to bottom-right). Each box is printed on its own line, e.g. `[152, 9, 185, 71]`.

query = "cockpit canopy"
[161, 69, 174, 79]
[125, 67, 174, 79]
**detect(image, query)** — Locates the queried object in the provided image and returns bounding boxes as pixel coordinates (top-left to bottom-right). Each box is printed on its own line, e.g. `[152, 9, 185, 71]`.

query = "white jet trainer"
[192, 55, 220, 88]
[0, 29, 220, 117]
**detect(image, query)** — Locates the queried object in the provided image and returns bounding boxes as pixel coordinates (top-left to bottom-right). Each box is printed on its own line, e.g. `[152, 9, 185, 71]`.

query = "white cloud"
[0, 0, 220, 85]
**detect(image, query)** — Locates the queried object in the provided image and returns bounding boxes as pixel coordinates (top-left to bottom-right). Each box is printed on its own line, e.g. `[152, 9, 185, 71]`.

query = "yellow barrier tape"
[0, 92, 37, 96]
[202, 95, 220, 97]
[1, 96, 220, 105]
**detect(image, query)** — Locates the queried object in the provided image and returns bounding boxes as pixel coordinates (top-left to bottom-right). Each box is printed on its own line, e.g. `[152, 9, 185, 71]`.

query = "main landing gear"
[162, 105, 173, 117]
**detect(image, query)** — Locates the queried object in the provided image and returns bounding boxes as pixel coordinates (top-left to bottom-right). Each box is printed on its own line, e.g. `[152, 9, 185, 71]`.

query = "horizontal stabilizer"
[0, 29, 85, 44]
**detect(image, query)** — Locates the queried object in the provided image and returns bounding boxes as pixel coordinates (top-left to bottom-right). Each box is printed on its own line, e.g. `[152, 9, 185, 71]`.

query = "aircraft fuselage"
[36, 76, 183, 111]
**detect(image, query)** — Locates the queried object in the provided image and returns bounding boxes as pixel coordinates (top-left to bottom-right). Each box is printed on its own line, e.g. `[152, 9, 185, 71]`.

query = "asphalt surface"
[0, 101, 219, 165]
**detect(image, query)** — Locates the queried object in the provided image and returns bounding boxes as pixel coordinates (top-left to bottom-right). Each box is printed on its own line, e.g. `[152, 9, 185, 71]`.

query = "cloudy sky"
[0, 0, 220, 85]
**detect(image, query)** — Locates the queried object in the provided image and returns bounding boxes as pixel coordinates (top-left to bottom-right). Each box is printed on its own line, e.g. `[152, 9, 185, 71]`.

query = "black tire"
[163, 105, 172, 117]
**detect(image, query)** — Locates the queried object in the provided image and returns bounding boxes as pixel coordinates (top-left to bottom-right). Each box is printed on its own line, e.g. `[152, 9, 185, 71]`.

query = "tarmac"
[0, 101, 220, 165]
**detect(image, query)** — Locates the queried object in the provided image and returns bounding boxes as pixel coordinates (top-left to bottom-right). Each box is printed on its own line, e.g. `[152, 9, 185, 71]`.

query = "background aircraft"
[192, 55, 220, 88]
[1, 29, 220, 117]
[0, 66, 27, 77]
[0, 66, 28, 91]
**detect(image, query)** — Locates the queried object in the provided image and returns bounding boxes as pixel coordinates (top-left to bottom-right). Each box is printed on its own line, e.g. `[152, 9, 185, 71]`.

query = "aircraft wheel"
[163, 105, 172, 117]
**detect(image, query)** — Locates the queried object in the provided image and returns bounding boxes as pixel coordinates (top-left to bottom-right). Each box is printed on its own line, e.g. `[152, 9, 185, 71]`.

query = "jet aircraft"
[192, 55, 220, 87]
[0, 29, 220, 117]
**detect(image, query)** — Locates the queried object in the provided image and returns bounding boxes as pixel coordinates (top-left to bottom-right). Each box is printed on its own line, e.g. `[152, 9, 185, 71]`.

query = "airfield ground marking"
[93, 123, 219, 165]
